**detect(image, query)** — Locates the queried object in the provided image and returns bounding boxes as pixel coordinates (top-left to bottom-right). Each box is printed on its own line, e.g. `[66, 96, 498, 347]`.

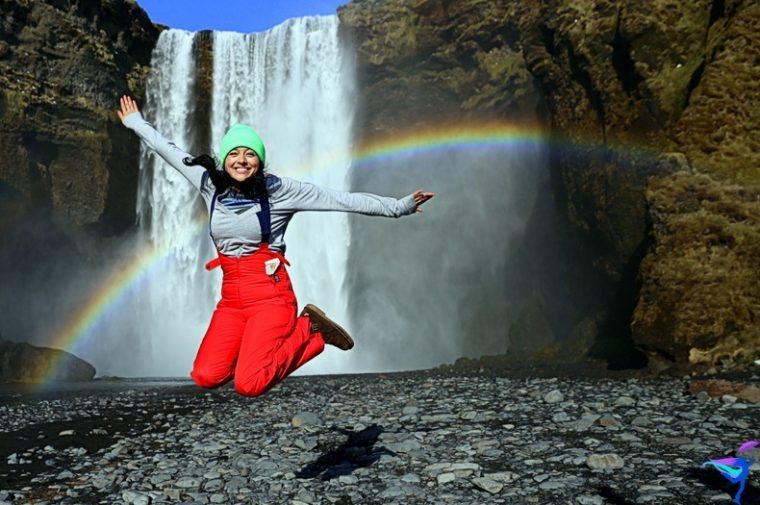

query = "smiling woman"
[117, 94, 434, 397]
[135, 0, 348, 32]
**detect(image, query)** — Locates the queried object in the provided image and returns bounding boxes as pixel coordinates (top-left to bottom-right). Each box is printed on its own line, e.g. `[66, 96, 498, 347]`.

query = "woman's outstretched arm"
[271, 176, 434, 217]
[118, 95, 206, 192]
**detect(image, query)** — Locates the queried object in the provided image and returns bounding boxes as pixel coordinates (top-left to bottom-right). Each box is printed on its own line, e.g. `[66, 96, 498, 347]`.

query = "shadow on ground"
[297, 424, 396, 480]
[596, 485, 636, 505]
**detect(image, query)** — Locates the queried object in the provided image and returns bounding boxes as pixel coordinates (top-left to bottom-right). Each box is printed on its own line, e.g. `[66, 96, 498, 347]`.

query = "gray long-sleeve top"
[122, 113, 417, 256]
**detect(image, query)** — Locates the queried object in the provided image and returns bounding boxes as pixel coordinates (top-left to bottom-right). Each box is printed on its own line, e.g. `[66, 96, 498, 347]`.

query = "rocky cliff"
[0, 0, 159, 233]
[340, 0, 759, 374]
[340, 1, 540, 132]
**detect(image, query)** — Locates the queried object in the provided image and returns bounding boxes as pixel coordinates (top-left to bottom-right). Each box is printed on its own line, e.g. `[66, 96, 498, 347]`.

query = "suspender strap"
[208, 187, 220, 241]
[256, 195, 271, 244]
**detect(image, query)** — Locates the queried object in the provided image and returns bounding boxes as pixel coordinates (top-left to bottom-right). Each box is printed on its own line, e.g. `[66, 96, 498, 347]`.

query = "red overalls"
[190, 193, 325, 397]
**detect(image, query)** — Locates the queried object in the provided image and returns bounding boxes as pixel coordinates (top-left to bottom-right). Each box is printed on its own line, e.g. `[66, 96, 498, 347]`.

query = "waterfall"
[135, 29, 216, 376]
[131, 17, 355, 376]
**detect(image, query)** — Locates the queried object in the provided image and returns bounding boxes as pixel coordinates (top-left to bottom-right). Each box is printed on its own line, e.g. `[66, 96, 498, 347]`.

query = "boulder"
[0, 339, 96, 382]
[688, 379, 760, 404]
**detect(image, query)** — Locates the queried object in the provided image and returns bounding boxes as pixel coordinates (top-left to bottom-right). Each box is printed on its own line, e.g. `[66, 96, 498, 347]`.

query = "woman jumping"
[118, 95, 434, 397]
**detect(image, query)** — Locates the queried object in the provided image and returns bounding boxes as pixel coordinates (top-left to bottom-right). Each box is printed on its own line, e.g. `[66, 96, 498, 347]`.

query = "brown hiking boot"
[301, 304, 354, 351]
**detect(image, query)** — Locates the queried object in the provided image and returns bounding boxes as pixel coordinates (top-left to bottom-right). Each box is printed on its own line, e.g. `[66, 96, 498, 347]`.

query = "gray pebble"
[544, 390, 565, 403]
[472, 477, 503, 494]
[291, 412, 321, 427]
[586, 453, 625, 470]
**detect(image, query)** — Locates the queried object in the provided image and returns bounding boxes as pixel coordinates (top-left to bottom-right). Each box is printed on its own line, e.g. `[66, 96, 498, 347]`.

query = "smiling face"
[224, 147, 261, 184]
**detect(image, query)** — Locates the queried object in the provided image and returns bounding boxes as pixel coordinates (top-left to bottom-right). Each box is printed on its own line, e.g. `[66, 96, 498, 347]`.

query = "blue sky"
[136, 0, 348, 33]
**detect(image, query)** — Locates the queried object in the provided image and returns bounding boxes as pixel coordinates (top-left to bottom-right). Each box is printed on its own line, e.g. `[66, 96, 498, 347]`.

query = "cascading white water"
[132, 18, 355, 376]
[135, 29, 217, 376]
[210, 16, 355, 374]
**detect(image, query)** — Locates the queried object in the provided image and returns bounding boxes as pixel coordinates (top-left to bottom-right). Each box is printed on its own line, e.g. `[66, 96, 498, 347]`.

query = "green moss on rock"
[633, 171, 760, 369]
[340, 0, 539, 131]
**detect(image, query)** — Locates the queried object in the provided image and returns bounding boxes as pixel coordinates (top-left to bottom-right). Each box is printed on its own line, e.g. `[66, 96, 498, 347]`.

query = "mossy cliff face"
[341, 0, 759, 372]
[631, 2, 760, 371]
[339, 0, 539, 132]
[0, 0, 159, 233]
[634, 172, 759, 371]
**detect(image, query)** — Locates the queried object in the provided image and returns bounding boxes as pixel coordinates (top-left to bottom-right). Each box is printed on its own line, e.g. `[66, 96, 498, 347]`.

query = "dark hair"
[183, 154, 268, 199]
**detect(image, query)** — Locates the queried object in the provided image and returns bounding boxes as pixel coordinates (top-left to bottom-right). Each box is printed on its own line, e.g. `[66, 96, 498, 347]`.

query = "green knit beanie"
[219, 124, 266, 165]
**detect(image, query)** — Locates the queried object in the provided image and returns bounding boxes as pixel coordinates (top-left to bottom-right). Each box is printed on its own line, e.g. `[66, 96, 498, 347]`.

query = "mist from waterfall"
[347, 147, 547, 373]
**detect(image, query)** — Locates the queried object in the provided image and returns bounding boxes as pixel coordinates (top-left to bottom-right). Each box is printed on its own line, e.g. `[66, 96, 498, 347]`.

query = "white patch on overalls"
[264, 258, 281, 276]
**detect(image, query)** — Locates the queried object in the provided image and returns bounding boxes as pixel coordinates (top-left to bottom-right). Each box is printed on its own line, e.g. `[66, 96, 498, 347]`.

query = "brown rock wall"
[671, 1, 760, 183]
[0, 0, 160, 354]
[516, 0, 759, 372]
[0, 0, 159, 232]
[339, 0, 539, 133]
[634, 171, 760, 370]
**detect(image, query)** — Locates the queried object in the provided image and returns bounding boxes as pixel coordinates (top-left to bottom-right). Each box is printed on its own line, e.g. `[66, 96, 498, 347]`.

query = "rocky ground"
[0, 369, 758, 505]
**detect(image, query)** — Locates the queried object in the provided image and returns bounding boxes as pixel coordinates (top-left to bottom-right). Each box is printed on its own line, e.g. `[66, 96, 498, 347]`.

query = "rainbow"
[36, 121, 557, 386]
[351, 121, 546, 167]
[34, 216, 207, 387]
[286, 120, 547, 179]
[34, 240, 167, 387]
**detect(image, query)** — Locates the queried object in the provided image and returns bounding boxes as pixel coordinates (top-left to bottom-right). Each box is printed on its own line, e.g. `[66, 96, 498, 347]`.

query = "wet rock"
[576, 495, 604, 505]
[291, 412, 321, 427]
[544, 390, 565, 404]
[614, 396, 636, 407]
[401, 405, 419, 415]
[122, 490, 150, 505]
[598, 414, 622, 427]
[436, 472, 456, 484]
[472, 477, 503, 494]
[586, 453, 625, 470]
[631, 415, 652, 427]
[174, 476, 201, 489]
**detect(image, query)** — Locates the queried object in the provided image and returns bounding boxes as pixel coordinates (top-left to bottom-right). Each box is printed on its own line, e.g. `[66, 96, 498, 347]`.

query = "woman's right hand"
[117, 95, 140, 122]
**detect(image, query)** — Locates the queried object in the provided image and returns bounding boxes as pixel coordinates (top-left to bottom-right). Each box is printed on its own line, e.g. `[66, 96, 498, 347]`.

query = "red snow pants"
[190, 247, 325, 397]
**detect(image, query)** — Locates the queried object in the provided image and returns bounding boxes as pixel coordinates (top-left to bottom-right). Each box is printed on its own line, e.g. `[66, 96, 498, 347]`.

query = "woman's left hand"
[412, 190, 435, 212]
